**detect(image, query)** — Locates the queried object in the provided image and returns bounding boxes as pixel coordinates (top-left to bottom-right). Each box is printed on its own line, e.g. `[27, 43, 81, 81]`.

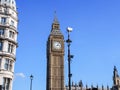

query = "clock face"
[53, 41, 61, 50]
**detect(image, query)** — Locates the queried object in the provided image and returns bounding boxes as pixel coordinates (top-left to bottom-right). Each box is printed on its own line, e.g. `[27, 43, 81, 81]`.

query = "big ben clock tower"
[46, 16, 64, 90]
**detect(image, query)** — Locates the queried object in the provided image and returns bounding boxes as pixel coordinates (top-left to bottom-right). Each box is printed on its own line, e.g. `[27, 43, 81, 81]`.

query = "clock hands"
[53, 41, 61, 49]
[56, 43, 60, 46]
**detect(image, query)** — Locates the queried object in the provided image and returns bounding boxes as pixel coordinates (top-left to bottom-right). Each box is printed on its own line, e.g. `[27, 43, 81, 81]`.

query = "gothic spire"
[86, 84, 88, 89]
[102, 84, 104, 90]
[50, 12, 62, 35]
[79, 80, 83, 87]
[107, 85, 109, 90]
[53, 11, 59, 24]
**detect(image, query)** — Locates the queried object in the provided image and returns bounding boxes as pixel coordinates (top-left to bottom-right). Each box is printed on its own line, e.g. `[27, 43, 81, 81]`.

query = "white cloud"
[15, 73, 25, 78]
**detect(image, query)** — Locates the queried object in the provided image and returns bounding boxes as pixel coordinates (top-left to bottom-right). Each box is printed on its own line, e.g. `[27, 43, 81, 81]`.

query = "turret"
[0, 0, 18, 90]
[113, 66, 120, 86]
[113, 66, 119, 78]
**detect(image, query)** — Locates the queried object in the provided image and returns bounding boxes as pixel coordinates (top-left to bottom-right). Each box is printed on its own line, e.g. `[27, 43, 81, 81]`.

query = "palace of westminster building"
[0, 0, 120, 90]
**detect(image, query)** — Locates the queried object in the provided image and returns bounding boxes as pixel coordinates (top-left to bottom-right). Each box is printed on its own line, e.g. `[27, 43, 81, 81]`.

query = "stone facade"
[0, 0, 18, 90]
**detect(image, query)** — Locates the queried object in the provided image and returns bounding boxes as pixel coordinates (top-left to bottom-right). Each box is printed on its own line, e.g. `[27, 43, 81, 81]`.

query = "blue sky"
[13, 0, 120, 90]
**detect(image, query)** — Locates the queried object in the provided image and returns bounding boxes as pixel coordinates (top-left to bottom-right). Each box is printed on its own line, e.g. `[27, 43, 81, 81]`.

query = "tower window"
[4, 8, 7, 14]
[4, 59, 13, 71]
[0, 59, 1, 69]
[9, 31, 14, 38]
[8, 43, 14, 53]
[12, 1, 14, 4]
[0, 41, 3, 51]
[4, 59, 9, 70]
[10, 20, 14, 27]
[1, 17, 6, 25]
[117, 80, 120, 85]
[0, 29, 4, 36]
[3, 78, 10, 90]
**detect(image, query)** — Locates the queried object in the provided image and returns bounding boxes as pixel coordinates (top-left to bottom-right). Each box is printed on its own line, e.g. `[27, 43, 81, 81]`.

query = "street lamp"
[30, 75, 33, 90]
[66, 27, 74, 90]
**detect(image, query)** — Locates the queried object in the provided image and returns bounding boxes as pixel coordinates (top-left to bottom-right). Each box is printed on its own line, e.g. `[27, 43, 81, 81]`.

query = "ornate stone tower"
[46, 17, 64, 90]
[0, 0, 18, 90]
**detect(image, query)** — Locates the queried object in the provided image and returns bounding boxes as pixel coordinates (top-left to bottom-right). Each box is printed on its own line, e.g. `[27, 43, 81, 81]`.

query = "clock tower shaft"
[46, 17, 64, 90]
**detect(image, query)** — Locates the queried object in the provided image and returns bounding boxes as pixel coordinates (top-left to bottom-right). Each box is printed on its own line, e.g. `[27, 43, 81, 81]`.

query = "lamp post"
[66, 27, 74, 90]
[30, 75, 33, 90]
[0, 85, 2, 90]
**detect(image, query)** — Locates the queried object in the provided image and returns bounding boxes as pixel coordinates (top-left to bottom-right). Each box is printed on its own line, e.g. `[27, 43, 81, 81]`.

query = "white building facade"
[0, 0, 18, 90]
